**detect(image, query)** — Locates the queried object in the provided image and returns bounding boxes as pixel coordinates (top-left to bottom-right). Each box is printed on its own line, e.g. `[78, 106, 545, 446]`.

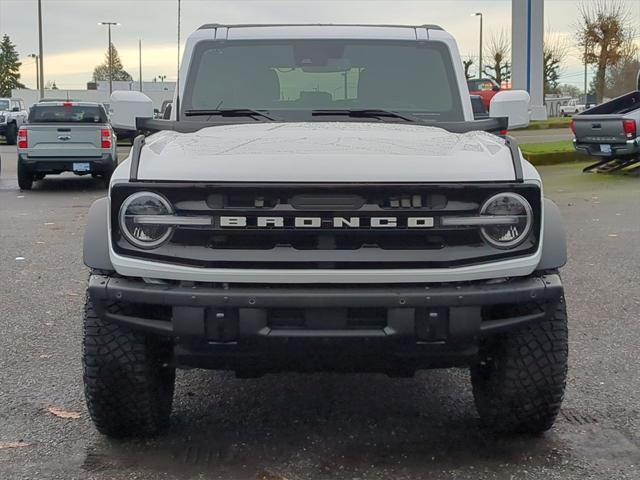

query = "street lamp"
[28, 54, 39, 91]
[37, 0, 44, 99]
[98, 21, 120, 95]
[157, 75, 167, 83]
[472, 12, 483, 80]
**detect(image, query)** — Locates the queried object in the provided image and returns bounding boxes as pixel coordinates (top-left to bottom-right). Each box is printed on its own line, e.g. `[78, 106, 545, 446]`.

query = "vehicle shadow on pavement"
[23, 175, 108, 193]
[82, 369, 565, 479]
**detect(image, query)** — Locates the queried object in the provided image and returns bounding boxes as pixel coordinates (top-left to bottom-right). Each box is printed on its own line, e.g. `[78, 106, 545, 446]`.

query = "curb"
[524, 123, 571, 131]
[522, 151, 590, 166]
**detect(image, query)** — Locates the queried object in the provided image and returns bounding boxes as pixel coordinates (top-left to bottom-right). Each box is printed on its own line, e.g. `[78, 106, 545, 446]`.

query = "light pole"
[583, 42, 588, 102]
[473, 12, 483, 79]
[157, 75, 167, 83]
[139, 39, 142, 92]
[28, 54, 39, 91]
[98, 22, 119, 95]
[37, 0, 44, 99]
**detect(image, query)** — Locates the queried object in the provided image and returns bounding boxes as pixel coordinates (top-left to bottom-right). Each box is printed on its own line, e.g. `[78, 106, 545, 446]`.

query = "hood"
[134, 122, 517, 183]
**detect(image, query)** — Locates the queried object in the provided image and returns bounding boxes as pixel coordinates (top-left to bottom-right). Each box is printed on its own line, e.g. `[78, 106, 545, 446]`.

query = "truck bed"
[579, 91, 640, 116]
[572, 91, 640, 159]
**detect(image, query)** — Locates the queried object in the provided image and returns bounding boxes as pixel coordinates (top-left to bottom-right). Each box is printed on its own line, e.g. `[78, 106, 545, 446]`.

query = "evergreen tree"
[92, 43, 133, 82]
[0, 34, 25, 97]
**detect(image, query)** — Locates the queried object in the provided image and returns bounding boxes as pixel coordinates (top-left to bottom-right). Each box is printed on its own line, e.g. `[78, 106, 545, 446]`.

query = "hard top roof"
[194, 23, 446, 41]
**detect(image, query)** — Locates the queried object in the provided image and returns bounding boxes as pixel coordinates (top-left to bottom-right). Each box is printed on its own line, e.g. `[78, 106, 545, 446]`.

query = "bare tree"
[543, 30, 569, 95]
[605, 39, 639, 98]
[483, 30, 510, 86]
[558, 84, 582, 99]
[575, 0, 637, 102]
[463, 58, 474, 80]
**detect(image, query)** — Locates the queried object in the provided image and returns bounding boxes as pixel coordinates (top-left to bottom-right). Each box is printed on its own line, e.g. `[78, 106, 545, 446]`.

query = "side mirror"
[109, 90, 154, 131]
[490, 90, 530, 130]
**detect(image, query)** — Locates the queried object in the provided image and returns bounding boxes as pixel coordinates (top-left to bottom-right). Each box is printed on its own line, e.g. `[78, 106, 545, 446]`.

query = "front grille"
[111, 182, 541, 269]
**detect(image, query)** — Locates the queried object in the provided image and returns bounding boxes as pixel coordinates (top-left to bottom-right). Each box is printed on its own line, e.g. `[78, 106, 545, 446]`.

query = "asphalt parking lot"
[1, 143, 639, 480]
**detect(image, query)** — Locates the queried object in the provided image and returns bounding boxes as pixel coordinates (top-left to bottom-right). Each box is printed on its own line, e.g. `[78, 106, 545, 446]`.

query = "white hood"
[133, 122, 517, 183]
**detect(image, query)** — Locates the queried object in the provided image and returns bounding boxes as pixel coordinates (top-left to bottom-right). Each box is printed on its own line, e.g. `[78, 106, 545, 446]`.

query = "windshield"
[0, 100, 10, 111]
[183, 40, 464, 121]
[28, 105, 108, 123]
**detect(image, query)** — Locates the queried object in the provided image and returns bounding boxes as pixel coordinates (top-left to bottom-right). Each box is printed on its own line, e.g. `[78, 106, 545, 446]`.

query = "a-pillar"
[511, 0, 547, 120]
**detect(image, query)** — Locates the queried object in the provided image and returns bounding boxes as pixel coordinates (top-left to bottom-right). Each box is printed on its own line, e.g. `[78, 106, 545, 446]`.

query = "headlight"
[480, 192, 533, 249]
[119, 191, 174, 249]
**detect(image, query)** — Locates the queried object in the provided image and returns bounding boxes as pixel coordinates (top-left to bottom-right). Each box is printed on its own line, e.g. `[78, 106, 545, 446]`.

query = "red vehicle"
[467, 78, 501, 110]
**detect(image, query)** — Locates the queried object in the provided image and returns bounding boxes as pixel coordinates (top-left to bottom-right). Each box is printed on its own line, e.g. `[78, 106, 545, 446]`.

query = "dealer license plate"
[73, 162, 91, 172]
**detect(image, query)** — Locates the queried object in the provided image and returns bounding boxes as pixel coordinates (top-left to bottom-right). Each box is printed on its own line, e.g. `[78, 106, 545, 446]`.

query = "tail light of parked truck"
[101, 128, 112, 149]
[569, 119, 576, 136]
[17, 126, 28, 149]
[622, 119, 636, 139]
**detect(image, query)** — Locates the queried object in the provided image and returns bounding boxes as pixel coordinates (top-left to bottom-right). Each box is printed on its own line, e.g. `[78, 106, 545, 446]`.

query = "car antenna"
[175, 0, 181, 122]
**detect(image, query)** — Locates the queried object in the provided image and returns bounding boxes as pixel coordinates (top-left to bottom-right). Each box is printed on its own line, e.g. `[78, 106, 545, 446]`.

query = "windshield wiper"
[184, 109, 277, 121]
[311, 109, 425, 123]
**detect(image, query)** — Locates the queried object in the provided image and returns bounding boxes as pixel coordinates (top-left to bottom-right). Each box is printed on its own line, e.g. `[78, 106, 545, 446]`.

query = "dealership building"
[12, 80, 175, 111]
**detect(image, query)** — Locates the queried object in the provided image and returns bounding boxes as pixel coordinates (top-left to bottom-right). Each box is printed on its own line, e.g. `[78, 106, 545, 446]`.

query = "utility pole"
[28, 54, 39, 90]
[176, 0, 181, 121]
[473, 12, 483, 79]
[37, 0, 44, 99]
[99, 22, 119, 95]
[139, 39, 143, 92]
[583, 42, 588, 102]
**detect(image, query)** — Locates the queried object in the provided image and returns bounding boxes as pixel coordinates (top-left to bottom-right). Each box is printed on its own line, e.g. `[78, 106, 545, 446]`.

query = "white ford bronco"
[83, 24, 568, 438]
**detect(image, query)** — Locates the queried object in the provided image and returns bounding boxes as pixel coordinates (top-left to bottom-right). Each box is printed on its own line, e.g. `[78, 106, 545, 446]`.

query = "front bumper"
[88, 273, 563, 373]
[18, 154, 116, 174]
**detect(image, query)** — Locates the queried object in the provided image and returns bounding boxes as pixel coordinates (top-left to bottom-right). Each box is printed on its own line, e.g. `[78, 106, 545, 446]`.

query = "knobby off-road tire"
[83, 292, 175, 438]
[17, 161, 33, 190]
[471, 298, 568, 434]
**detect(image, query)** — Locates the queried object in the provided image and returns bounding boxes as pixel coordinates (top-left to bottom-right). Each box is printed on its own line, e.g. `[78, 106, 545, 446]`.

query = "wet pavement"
[1, 144, 639, 479]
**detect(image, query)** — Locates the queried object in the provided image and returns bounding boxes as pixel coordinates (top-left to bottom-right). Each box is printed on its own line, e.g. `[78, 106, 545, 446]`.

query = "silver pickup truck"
[16, 101, 117, 190]
[572, 90, 640, 160]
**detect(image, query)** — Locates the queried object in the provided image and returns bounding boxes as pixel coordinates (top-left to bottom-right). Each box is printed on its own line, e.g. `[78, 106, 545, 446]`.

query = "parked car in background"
[0, 98, 28, 145]
[571, 90, 640, 160]
[467, 78, 501, 110]
[16, 101, 117, 190]
[470, 95, 489, 119]
[159, 99, 173, 119]
[559, 99, 590, 117]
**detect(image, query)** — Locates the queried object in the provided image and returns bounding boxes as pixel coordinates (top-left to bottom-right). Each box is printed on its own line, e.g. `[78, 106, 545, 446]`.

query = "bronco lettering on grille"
[219, 216, 435, 229]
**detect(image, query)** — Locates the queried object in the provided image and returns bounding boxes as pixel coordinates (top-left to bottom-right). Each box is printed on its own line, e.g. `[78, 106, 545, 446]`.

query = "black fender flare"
[83, 197, 114, 271]
[537, 198, 567, 270]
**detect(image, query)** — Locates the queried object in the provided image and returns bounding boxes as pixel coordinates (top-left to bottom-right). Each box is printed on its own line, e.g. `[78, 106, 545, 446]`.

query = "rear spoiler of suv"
[130, 116, 522, 183]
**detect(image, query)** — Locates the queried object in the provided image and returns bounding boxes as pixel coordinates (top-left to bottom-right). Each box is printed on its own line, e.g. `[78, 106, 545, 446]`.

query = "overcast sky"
[1, 0, 639, 90]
